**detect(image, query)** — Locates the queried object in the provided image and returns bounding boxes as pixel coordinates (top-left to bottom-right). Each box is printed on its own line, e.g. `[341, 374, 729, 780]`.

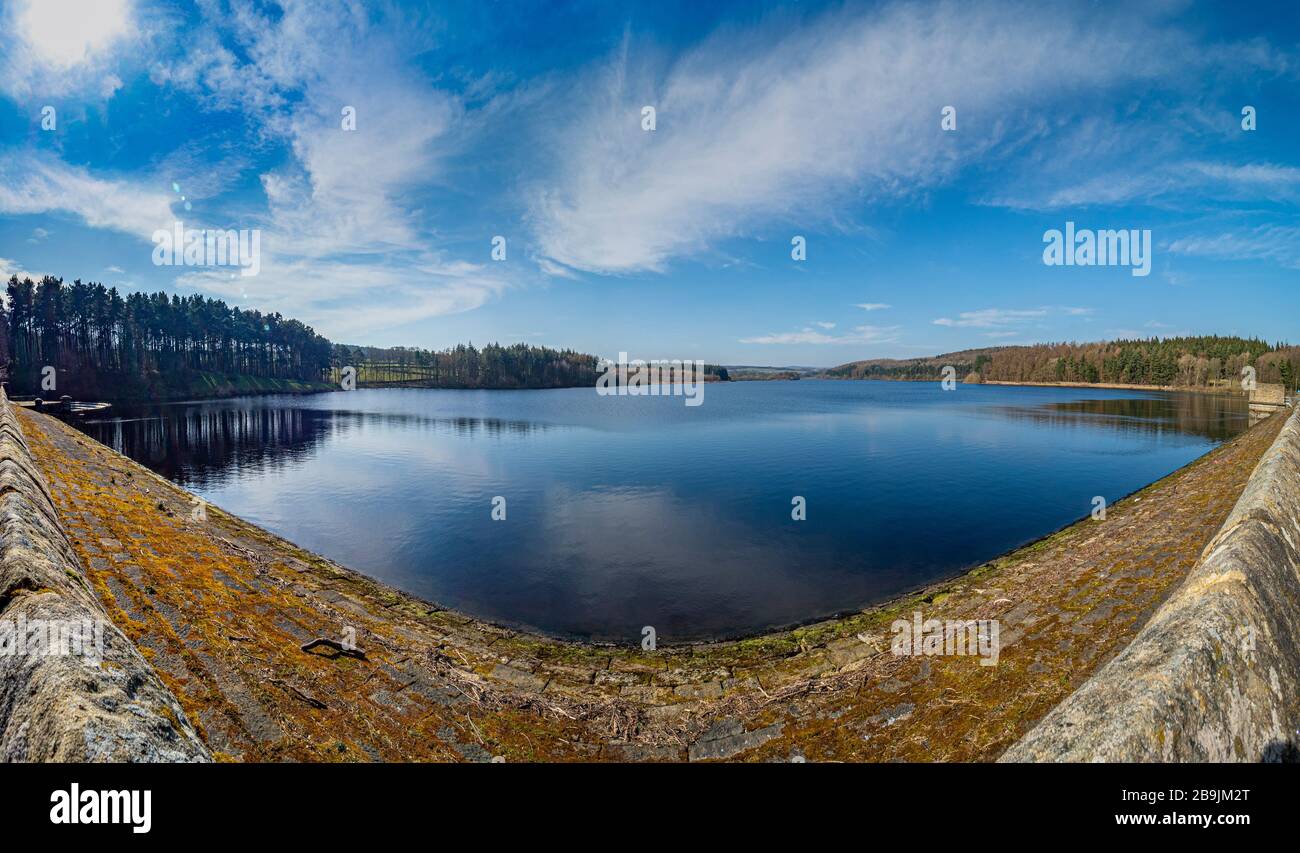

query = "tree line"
[822, 336, 1300, 391]
[2, 275, 333, 398]
[0, 274, 720, 399]
[331, 342, 732, 389]
[332, 342, 606, 389]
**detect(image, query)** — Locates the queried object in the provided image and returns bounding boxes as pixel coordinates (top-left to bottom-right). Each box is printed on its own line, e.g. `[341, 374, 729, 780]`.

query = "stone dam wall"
[1004, 405, 1300, 762]
[0, 391, 209, 761]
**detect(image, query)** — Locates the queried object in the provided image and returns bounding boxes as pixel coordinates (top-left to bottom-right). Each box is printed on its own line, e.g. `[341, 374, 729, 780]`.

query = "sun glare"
[17, 0, 131, 68]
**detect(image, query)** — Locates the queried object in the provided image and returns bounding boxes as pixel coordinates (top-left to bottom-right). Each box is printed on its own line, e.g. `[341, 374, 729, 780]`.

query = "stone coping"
[1004, 405, 1300, 761]
[0, 389, 210, 762]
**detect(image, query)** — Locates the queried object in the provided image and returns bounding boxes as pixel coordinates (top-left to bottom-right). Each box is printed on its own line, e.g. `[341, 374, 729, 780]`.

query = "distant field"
[330, 362, 440, 386]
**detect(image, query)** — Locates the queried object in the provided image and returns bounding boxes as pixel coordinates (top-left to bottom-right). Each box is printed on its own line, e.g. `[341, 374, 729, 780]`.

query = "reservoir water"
[76, 381, 1247, 642]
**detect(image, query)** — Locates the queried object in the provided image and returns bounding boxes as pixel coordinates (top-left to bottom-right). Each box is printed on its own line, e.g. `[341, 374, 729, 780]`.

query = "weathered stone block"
[1003, 406, 1300, 762]
[0, 392, 210, 762]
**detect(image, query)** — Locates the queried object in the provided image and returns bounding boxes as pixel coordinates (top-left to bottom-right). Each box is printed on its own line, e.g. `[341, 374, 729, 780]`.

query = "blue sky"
[1, 0, 1298, 367]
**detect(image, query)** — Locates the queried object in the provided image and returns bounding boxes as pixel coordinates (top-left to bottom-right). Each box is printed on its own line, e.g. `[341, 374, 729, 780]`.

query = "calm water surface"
[76, 381, 1247, 642]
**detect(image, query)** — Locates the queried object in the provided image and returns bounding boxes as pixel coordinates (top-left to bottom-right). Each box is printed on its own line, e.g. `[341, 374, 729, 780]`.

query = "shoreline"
[788, 376, 1249, 395]
[15, 401, 1287, 761]
[979, 379, 1243, 395]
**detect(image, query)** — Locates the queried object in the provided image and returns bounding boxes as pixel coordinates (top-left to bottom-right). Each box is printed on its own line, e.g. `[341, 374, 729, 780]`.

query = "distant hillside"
[819, 337, 1300, 391]
[819, 347, 1007, 381]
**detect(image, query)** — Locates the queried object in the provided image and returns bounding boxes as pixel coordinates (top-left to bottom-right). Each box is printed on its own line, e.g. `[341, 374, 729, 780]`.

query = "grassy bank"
[161, 370, 335, 401]
[37, 370, 338, 403]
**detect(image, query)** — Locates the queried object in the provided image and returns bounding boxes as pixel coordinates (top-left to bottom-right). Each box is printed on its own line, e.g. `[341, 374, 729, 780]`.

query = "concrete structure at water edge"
[1003, 404, 1300, 762]
[0, 390, 210, 762]
[1249, 383, 1288, 424]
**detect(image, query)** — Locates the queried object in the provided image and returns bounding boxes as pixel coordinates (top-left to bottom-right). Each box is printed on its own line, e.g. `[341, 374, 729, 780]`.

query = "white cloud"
[933, 305, 1096, 337]
[1166, 225, 1300, 268]
[0, 154, 174, 238]
[145, 1, 503, 337]
[741, 324, 901, 345]
[1188, 161, 1300, 188]
[153, 2, 459, 258]
[0, 0, 137, 99]
[1, 0, 504, 342]
[16, 0, 130, 68]
[536, 257, 581, 280]
[177, 255, 508, 339]
[992, 159, 1300, 210]
[855, 303, 891, 311]
[933, 308, 1047, 328]
[530, 2, 1190, 274]
[0, 257, 49, 282]
[813, 321, 836, 329]
[1, 0, 504, 341]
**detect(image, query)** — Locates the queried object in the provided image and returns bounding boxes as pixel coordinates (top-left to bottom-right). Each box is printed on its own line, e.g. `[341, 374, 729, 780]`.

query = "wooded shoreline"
[979, 379, 1244, 394]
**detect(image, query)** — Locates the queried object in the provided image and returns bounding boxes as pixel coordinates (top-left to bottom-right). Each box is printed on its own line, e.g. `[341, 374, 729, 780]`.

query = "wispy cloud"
[855, 303, 891, 311]
[1166, 225, 1300, 268]
[933, 308, 1048, 328]
[990, 159, 1300, 210]
[178, 255, 509, 339]
[0, 2, 517, 337]
[530, 2, 1215, 275]
[933, 306, 1094, 330]
[0, 153, 174, 237]
[741, 324, 901, 345]
[1188, 161, 1300, 189]
[143, 1, 505, 333]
